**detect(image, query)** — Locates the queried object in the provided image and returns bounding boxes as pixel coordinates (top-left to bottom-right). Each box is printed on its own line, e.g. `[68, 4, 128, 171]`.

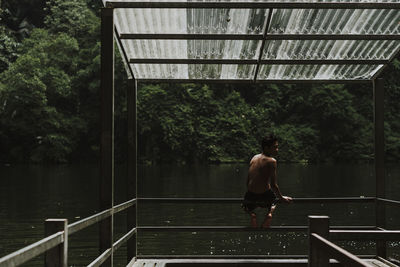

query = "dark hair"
[261, 134, 278, 150]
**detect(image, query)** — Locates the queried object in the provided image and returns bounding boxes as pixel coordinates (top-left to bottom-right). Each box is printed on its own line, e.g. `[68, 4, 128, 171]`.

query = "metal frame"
[119, 34, 400, 41]
[72, 1, 400, 266]
[100, 8, 115, 267]
[106, 1, 400, 9]
[1, 2, 400, 267]
[128, 59, 388, 65]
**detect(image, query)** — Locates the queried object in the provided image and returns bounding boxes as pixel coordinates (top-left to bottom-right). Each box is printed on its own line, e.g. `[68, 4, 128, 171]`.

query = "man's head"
[261, 134, 278, 156]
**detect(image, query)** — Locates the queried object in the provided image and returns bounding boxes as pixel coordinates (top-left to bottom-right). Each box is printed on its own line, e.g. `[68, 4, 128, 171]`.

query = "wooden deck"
[127, 258, 399, 267]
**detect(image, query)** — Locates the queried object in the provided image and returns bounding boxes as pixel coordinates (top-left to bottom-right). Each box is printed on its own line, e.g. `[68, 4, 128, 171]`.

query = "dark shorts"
[242, 190, 277, 214]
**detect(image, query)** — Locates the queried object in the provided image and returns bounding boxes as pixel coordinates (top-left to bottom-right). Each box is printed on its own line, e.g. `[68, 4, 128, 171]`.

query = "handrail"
[311, 233, 373, 267]
[138, 196, 375, 203]
[87, 248, 112, 267]
[377, 197, 400, 206]
[0, 232, 64, 267]
[114, 198, 136, 213]
[330, 230, 400, 241]
[68, 209, 113, 235]
[136, 254, 377, 259]
[136, 225, 376, 232]
[113, 227, 137, 251]
[68, 198, 136, 234]
[0, 198, 137, 267]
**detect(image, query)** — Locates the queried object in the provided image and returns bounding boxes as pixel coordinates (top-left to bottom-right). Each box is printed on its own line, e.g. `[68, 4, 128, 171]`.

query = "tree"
[0, 29, 86, 162]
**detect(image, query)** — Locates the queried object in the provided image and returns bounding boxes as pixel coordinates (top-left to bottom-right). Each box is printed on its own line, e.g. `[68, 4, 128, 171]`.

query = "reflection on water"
[0, 163, 399, 266]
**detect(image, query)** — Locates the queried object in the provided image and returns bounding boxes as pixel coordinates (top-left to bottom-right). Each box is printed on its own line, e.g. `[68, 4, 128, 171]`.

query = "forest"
[1, 0, 400, 164]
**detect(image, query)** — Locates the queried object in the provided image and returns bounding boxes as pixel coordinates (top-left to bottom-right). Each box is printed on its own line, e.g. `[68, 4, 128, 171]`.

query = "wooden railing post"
[100, 6, 114, 267]
[45, 219, 68, 267]
[374, 78, 386, 258]
[308, 216, 329, 267]
[127, 78, 137, 262]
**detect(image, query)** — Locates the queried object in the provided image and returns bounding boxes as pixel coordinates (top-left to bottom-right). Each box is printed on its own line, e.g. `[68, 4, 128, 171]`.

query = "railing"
[2, 196, 400, 266]
[0, 198, 136, 267]
[308, 215, 400, 267]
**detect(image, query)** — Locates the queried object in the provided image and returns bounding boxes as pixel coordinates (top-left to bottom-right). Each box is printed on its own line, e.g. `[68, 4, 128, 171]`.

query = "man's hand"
[280, 196, 292, 203]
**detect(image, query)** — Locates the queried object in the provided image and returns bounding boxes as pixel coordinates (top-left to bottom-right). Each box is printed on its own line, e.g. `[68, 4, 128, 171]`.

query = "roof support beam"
[106, 1, 400, 9]
[254, 9, 274, 81]
[137, 79, 371, 84]
[120, 33, 263, 40]
[129, 59, 388, 64]
[120, 33, 400, 41]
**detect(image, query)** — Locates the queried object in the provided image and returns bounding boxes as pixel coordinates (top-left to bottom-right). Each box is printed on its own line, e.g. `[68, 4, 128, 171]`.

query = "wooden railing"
[2, 196, 400, 266]
[0, 198, 136, 267]
[308, 215, 400, 267]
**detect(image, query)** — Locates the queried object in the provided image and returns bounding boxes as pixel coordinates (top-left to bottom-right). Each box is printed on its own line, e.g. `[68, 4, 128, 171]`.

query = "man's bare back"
[247, 154, 275, 194]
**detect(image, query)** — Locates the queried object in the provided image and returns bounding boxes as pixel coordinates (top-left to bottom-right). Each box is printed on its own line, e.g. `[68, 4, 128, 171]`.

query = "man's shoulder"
[260, 156, 276, 167]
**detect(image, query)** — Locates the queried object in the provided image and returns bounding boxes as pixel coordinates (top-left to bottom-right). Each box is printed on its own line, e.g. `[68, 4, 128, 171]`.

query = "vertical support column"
[127, 78, 137, 262]
[374, 78, 386, 258]
[100, 7, 114, 267]
[45, 219, 68, 267]
[308, 216, 329, 267]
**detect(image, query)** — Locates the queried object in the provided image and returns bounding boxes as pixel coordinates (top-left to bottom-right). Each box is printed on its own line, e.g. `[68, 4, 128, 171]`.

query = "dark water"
[1, 163, 400, 266]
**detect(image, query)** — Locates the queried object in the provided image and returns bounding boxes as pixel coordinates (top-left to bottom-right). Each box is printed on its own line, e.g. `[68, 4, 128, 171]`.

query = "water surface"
[0, 163, 399, 266]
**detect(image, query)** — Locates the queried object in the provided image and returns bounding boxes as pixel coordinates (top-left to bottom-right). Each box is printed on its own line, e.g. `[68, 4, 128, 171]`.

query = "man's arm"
[269, 160, 292, 203]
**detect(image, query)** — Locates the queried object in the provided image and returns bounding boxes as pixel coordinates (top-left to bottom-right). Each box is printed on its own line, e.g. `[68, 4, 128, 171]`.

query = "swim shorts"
[242, 190, 277, 214]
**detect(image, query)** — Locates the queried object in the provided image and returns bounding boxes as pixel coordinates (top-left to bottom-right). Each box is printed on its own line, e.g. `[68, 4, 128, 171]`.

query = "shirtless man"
[242, 134, 292, 228]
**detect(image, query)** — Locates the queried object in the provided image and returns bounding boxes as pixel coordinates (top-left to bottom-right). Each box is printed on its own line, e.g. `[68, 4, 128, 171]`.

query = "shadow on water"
[0, 163, 399, 265]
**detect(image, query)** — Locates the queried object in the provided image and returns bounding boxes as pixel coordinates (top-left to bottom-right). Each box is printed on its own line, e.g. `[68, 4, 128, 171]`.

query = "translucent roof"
[105, 0, 400, 82]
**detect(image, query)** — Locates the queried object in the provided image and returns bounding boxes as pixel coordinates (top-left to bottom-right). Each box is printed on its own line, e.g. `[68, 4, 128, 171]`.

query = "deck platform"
[127, 258, 399, 267]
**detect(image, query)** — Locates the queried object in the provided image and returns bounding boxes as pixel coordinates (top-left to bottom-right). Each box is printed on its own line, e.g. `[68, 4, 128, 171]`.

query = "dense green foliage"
[1, 0, 400, 163]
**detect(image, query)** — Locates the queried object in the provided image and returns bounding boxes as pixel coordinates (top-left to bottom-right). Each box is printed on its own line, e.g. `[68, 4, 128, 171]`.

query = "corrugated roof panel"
[268, 8, 400, 34]
[122, 39, 261, 59]
[130, 64, 257, 79]
[115, 8, 267, 34]
[262, 40, 400, 60]
[108, 0, 400, 81]
[258, 64, 382, 80]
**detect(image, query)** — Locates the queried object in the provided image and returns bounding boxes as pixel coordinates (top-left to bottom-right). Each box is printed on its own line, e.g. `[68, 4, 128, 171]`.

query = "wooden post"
[45, 219, 68, 267]
[100, 7, 114, 267]
[127, 78, 137, 262]
[374, 78, 386, 258]
[308, 216, 330, 267]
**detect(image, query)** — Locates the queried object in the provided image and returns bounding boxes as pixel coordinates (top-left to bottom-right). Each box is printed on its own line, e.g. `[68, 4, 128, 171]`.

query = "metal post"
[308, 216, 330, 267]
[100, 7, 114, 267]
[45, 219, 68, 267]
[127, 78, 137, 262]
[374, 78, 386, 258]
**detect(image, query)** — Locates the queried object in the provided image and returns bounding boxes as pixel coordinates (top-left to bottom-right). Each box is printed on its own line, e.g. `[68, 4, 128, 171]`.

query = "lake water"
[1, 163, 399, 266]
